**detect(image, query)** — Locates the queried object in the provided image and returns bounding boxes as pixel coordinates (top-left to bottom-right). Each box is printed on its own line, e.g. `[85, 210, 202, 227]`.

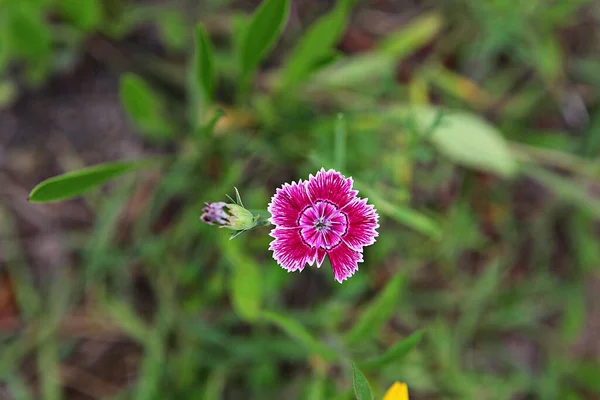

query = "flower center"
[298, 200, 348, 250]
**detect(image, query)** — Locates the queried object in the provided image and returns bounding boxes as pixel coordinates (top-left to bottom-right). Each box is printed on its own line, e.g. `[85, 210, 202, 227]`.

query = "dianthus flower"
[268, 169, 379, 283]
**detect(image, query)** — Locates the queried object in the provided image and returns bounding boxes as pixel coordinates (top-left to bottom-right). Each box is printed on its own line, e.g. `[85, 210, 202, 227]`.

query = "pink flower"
[268, 168, 379, 283]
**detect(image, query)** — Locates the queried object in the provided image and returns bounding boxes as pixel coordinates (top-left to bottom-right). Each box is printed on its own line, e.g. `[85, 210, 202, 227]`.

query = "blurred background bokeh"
[1, 0, 600, 399]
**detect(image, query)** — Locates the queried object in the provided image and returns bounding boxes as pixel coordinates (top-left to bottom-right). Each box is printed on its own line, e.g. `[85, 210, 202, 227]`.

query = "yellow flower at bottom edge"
[383, 382, 409, 400]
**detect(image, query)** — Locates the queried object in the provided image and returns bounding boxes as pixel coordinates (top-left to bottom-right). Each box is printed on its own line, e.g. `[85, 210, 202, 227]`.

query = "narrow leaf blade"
[261, 311, 337, 360]
[58, 0, 103, 31]
[194, 25, 216, 103]
[379, 12, 443, 59]
[280, 0, 351, 87]
[344, 273, 406, 345]
[240, 0, 290, 77]
[220, 235, 262, 321]
[352, 362, 373, 400]
[356, 180, 442, 239]
[361, 330, 424, 370]
[28, 160, 144, 203]
[524, 166, 600, 218]
[119, 73, 172, 139]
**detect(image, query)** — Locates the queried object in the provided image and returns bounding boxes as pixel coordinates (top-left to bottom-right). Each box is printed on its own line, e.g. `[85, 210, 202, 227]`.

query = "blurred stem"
[38, 336, 61, 400]
[510, 142, 600, 177]
[335, 113, 347, 172]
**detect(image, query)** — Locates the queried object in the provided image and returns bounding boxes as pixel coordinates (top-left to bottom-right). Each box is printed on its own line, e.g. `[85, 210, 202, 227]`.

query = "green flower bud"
[224, 204, 255, 231]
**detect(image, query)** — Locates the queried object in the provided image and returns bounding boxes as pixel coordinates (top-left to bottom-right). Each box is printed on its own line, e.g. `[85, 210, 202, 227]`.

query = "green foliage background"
[2, 0, 600, 399]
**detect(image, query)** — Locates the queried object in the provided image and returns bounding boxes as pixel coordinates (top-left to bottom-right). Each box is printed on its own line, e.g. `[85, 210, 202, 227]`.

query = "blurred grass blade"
[312, 12, 441, 89]
[204, 366, 227, 400]
[344, 273, 406, 345]
[360, 330, 424, 371]
[28, 160, 148, 203]
[221, 235, 263, 321]
[561, 284, 586, 344]
[240, 0, 290, 78]
[104, 301, 151, 344]
[524, 166, 600, 218]
[455, 258, 503, 346]
[355, 180, 441, 239]
[378, 12, 442, 58]
[120, 73, 173, 140]
[194, 25, 216, 103]
[335, 113, 347, 172]
[312, 53, 395, 88]
[424, 65, 493, 110]
[571, 362, 600, 393]
[158, 12, 187, 50]
[408, 106, 518, 178]
[134, 333, 164, 400]
[528, 34, 563, 84]
[261, 311, 337, 360]
[280, 0, 352, 87]
[352, 362, 373, 400]
[232, 13, 249, 63]
[7, 5, 52, 60]
[2, 375, 33, 400]
[572, 58, 600, 89]
[37, 336, 61, 400]
[196, 108, 225, 138]
[58, 0, 103, 31]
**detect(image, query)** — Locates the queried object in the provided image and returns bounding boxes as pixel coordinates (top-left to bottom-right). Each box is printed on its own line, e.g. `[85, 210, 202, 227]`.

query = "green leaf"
[7, 5, 52, 60]
[280, 0, 352, 87]
[572, 362, 600, 392]
[561, 284, 586, 344]
[194, 25, 216, 103]
[220, 236, 262, 321]
[58, 0, 103, 31]
[28, 160, 146, 203]
[352, 362, 373, 400]
[204, 366, 227, 400]
[0, 15, 9, 71]
[311, 12, 442, 89]
[411, 107, 518, 177]
[239, 0, 290, 78]
[354, 180, 442, 239]
[360, 330, 424, 370]
[119, 73, 173, 140]
[195, 108, 225, 138]
[232, 13, 249, 63]
[312, 53, 395, 88]
[344, 274, 406, 345]
[261, 311, 337, 360]
[378, 12, 443, 58]
[158, 12, 187, 50]
[527, 34, 563, 83]
[104, 300, 151, 344]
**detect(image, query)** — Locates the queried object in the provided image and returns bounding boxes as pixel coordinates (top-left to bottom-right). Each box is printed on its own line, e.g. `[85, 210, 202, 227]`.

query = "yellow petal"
[383, 382, 409, 400]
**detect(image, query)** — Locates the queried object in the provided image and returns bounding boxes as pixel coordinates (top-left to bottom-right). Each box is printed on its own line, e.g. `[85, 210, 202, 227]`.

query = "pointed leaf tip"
[352, 362, 373, 400]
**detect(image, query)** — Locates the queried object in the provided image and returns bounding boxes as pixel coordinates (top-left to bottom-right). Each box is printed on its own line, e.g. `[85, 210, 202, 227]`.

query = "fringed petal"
[328, 243, 363, 283]
[342, 198, 379, 251]
[267, 180, 311, 228]
[269, 228, 314, 272]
